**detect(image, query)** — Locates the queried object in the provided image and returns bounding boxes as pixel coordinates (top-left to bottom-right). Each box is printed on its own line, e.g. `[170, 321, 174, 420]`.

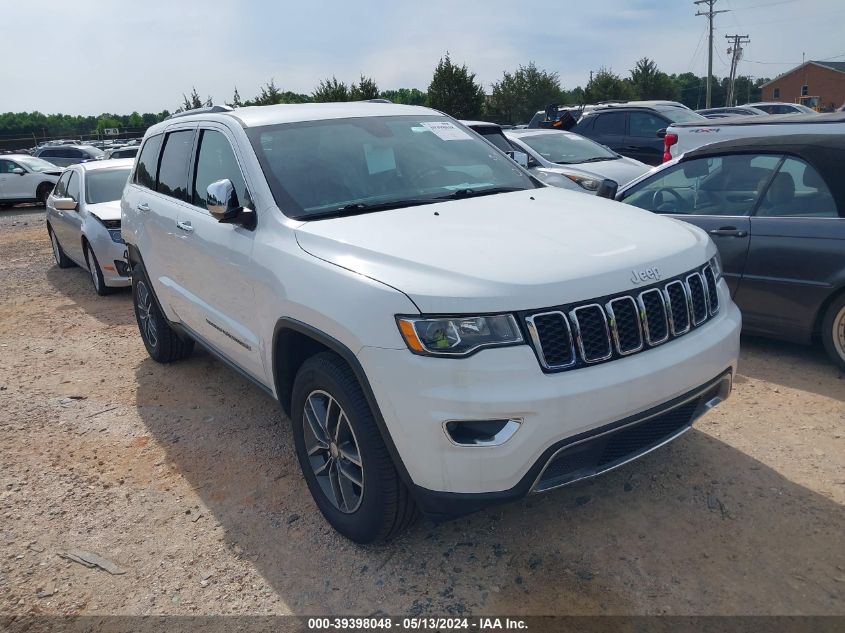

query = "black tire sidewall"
[132, 267, 163, 359]
[822, 295, 845, 371]
[291, 354, 394, 543]
[86, 244, 109, 296]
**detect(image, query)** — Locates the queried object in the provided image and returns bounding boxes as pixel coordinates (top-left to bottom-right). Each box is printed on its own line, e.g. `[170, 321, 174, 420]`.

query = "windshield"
[473, 127, 516, 154]
[512, 131, 617, 164]
[85, 168, 131, 204]
[247, 115, 536, 219]
[15, 156, 60, 172]
[659, 107, 707, 124]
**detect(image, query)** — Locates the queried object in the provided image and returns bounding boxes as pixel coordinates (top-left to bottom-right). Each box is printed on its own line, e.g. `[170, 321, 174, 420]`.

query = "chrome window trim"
[605, 296, 644, 355]
[525, 311, 577, 370]
[686, 272, 709, 326]
[637, 288, 670, 346]
[664, 280, 691, 336]
[569, 304, 613, 363]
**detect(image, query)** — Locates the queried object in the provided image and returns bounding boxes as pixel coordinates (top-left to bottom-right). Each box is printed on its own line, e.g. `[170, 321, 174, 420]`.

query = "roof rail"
[166, 105, 233, 120]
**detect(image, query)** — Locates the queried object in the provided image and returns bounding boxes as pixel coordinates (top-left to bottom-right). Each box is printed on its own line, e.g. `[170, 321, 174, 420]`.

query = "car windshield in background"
[15, 156, 60, 172]
[85, 168, 131, 204]
[247, 116, 536, 219]
[516, 131, 617, 164]
[660, 107, 708, 124]
[474, 127, 516, 154]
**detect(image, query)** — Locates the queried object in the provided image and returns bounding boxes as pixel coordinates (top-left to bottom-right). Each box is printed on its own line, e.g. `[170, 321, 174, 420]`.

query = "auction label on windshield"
[419, 121, 472, 141]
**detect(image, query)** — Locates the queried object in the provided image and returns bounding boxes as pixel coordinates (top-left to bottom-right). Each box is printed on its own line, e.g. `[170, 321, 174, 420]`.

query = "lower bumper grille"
[533, 373, 731, 493]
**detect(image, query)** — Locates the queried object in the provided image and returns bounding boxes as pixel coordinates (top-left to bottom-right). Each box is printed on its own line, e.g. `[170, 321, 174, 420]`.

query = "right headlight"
[396, 314, 523, 357]
[562, 173, 602, 191]
[709, 253, 723, 281]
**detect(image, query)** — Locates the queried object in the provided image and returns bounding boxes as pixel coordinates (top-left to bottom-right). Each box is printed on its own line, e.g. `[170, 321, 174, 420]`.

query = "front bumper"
[89, 229, 131, 287]
[357, 282, 741, 509]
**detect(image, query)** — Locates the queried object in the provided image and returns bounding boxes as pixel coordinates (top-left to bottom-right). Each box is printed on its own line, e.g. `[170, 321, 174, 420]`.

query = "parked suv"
[122, 103, 741, 542]
[0, 155, 63, 207]
[571, 104, 707, 165]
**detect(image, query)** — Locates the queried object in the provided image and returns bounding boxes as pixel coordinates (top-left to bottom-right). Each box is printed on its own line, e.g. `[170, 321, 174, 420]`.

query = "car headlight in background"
[397, 314, 523, 356]
[562, 173, 602, 191]
[709, 253, 722, 281]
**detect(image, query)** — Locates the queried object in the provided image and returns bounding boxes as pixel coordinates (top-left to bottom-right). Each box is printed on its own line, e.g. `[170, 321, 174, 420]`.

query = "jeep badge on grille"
[630, 267, 661, 284]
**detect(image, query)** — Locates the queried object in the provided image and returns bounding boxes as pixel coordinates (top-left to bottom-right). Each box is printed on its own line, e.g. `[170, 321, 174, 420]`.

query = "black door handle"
[709, 227, 748, 238]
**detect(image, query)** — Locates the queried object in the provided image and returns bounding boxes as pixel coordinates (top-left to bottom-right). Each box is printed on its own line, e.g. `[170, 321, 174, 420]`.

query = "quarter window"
[192, 130, 250, 211]
[593, 112, 626, 135]
[757, 157, 838, 217]
[156, 130, 195, 201]
[134, 134, 163, 190]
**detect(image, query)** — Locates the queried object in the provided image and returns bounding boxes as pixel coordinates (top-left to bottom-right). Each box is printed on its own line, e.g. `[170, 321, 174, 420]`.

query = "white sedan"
[46, 159, 133, 295]
[0, 155, 63, 208]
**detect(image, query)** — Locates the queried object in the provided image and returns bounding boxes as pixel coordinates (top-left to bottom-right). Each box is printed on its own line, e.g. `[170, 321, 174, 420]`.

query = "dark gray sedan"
[617, 134, 845, 369]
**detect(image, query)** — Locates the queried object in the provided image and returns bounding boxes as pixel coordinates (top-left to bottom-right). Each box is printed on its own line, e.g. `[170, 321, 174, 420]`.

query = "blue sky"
[2, 0, 844, 114]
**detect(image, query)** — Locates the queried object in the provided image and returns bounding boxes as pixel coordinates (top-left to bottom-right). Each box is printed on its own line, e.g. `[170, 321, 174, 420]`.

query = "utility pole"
[725, 34, 750, 106]
[695, 0, 729, 108]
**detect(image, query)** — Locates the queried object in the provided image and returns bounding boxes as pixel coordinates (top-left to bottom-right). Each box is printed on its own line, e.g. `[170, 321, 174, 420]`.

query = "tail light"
[663, 133, 678, 163]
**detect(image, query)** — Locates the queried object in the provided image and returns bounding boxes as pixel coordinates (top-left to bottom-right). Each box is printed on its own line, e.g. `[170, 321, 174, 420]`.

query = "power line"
[695, 0, 730, 108]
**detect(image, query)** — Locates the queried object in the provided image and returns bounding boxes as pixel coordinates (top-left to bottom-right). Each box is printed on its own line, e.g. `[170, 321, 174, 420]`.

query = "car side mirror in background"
[656, 128, 667, 139]
[512, 151, 529, 168]
[53, 197, 77, 211]
[596, 179, 619, 199]
[207, 179, 256, 230]
[12, 168, 25, 175]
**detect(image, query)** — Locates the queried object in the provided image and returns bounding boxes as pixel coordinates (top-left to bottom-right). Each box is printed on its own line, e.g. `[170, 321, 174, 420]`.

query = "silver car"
[46, 159, 133, 295]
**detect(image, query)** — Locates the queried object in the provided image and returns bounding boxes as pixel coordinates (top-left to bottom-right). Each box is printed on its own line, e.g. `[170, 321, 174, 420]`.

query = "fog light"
[444, 418, 522, 447]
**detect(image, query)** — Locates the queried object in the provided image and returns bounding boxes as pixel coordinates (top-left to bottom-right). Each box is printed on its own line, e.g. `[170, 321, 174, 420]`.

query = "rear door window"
[593, 112, 626, 136]
[156, 130, 195, 201]
[756, 156, 838, 217]
[134, 134, 164, 190]
[629, 112, 668, 137]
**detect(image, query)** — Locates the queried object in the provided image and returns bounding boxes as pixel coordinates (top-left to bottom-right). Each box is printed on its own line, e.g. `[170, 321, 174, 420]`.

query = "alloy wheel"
[135, 280, 158, 349]
[834, 305, 845, 361]
[302, 389, 364, 513]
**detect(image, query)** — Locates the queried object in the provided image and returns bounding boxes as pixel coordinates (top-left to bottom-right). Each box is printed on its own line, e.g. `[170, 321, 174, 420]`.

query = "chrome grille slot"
[638, 288, 669, 346]
[525, 311, 576, 369]
[686, 273, 708, 326]
[664, 280, 691, 335]
[606, 296, 643, 355]
[570, 304, 612, 363]
[702, 265, 720, 315]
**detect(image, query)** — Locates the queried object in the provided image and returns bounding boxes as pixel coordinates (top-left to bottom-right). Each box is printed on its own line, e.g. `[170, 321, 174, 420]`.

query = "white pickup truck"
[664, 111, 845, 162]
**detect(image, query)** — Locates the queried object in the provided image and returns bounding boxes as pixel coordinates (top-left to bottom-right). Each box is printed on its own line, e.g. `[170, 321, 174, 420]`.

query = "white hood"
[295, 187, 711, 314]
[87, 200, 122, 222]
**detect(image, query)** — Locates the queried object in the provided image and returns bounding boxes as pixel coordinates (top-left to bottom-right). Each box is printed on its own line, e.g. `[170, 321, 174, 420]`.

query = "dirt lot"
[0, 205, 843, 617]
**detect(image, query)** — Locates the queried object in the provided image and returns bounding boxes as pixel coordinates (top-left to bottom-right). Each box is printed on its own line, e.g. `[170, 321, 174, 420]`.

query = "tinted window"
[134, 134, 163, 189]
[757, 157, 838, 218]
[86, 168, 131, 204]
[66, 172, 80, 202]
[473, 128, 515, 154]
[0, 160, 17, 173]
[622, 154, 781, 216]
[39, 148, 59, 158]
[53, 171, 70, 197]
[629, 112, 667, 137]
[192, 130, 250, 211]
[156, 131, 194, 201]
[593, 112, 626, 135]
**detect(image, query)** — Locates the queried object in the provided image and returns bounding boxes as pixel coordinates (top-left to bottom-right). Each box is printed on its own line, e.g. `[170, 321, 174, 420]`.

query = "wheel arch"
[813, 283, 845, 339]
[272, 318, 416, 490]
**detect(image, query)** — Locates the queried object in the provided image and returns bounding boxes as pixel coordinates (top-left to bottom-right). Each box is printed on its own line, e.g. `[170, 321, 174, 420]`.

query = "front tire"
[85, 243, 115, 296]
[821, 294, 845, 371]
[37, 183, 52, 207]
[48, 224, 73, 268]
[132, 267, 194, 363]
[291, 352, 417, 543]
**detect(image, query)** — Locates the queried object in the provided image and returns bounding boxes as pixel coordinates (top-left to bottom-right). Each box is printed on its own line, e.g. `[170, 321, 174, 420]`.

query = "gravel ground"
[1, 206, 843, 617]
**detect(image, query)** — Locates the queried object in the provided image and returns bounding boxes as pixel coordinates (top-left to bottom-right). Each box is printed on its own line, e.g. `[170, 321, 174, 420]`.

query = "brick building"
[760, 60, 845, 111]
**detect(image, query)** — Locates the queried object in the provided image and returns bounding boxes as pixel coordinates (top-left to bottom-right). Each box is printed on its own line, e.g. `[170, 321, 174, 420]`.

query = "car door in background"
[619, 153, 782, 296]
[627, 111, 670, 165]
[736, 155, 845, 342]
[0, 159, 24, 199]
[579, 111, 627, 154]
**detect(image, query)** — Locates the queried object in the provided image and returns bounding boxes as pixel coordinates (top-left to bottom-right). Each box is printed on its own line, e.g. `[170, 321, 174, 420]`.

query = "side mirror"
[656, 128, 667, 139]
[512, 151, 529, 168]
[53, 197, 77, 211]
[207, 179, 255, 229]
[12, 167, 26, 175]
[596, 179, 619, 199]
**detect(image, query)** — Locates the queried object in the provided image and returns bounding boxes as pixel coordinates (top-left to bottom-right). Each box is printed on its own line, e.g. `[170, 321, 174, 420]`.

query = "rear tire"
[821, 294, 845, 371]
[132, 265, 194, 363]
[85, 243, 115, 296]
[48, 224, 73, 268]
[291, 352, 417, 543]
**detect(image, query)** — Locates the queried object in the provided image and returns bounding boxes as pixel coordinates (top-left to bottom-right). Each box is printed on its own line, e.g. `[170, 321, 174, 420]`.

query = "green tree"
[312, 77, 350, 102]
[487, 62, 566, 125]
[228, 87, 243, 108]
[426, 53, 485, 119]
[379, 88, 427, 105]
[584, 68, 636, 103]
[350, 75, 380, 100]
[629, 58, 678, 101]
[180, 87, 205, 112]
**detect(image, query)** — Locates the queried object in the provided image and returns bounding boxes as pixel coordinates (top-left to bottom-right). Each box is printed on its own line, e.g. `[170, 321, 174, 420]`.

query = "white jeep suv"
[121, 103, 741, 543]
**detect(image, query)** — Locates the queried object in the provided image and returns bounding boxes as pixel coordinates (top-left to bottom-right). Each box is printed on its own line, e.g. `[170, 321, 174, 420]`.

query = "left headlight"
[708, 253, 722, 281]
[563, 173, 602, 191]
[396, 314, 523, 357]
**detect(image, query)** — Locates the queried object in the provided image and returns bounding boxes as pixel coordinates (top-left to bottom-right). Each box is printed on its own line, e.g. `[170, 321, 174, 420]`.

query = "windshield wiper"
[437, 186, 525, 200]
[578, 156, 618, 163]
[295, 198, 438, 221]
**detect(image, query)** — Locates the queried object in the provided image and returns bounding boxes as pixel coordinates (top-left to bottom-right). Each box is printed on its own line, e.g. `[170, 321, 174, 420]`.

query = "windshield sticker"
[419, 121, 472, 141]
[364, 144, 396, 174]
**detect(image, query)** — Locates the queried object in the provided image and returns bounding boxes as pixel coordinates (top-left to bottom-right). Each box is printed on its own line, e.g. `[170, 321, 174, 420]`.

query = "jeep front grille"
[525, 264, 720, 373]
